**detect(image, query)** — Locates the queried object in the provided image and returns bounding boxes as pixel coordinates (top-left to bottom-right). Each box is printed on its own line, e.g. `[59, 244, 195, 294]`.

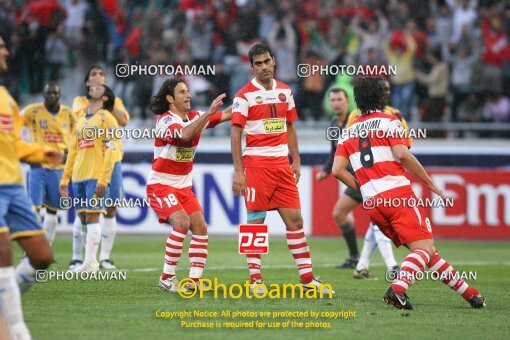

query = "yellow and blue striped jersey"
[61, 109, 118, 186]
[21, 103, 74, 169]
[346, 106, 413, 146]
[0, 86, 50, 185]
[72, 96, 129, 163]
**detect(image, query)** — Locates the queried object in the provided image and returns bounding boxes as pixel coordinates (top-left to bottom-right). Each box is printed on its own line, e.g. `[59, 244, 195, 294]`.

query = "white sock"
[43, 213, 58, 245]
[15, 258, 36, 294]
[100, 217, 117, 261]
[0, 267, 32, 340]
[72, 218, 84, 261]
[355, 224, 378, 271]
[373, 225, 398, 269]
[84, 223, 101, 263]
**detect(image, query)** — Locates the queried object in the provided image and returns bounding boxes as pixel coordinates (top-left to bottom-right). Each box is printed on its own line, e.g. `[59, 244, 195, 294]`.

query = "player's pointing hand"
[206, 93, 226, 116]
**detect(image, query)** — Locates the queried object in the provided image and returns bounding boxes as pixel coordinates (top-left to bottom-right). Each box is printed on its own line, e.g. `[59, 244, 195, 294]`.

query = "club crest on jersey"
[262, 118, 285, 133]
[255, 96, 263, 104]
[175, 147, 195, 162]
[278, 93, 286, 102]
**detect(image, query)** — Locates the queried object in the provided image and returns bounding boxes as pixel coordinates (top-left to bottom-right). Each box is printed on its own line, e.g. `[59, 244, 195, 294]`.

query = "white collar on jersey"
[167, 110, 190, 123]
[251, 78, 277, 91]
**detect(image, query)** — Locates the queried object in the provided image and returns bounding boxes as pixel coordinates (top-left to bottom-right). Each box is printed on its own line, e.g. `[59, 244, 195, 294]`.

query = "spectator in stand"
[480, 11, 509, 93]
[415, 48, 449, 135]
[384, 30, 416, 121]
[185, 12, 213, 67]
[483, 92, 510, 123]
[267, 15, 298, 94]
[63, 0, 88, 66]
[446, 0, 477, 44]
[351, 9, 388, 65]
[446, 44, 479, 121]
[299, 51, 326, 121]
[45, 24, 68, 81]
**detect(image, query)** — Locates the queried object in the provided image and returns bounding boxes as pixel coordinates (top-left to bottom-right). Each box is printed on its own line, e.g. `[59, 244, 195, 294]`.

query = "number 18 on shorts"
[238, 224, 269, 255]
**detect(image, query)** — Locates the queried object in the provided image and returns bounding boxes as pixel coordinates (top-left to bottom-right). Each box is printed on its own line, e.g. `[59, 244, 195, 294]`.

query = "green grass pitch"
[14, 236, 510, 339]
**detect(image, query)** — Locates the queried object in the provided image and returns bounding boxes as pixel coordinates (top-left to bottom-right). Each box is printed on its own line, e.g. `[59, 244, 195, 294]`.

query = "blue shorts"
[28, 167, 63, 211]
[71, 179, 108, 214]
[107, 162, 124, 203]
[0, 185, 44, 239]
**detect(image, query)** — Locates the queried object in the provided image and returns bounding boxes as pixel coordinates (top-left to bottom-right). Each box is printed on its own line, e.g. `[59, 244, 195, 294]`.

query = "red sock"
[286, 228, 314, 283]
[247, 254, 262, 283]
[189, 234, 208, 280]
[428, 250, 480, 300]
[391, 248, 430, 295]
[161, 228, 186, 280]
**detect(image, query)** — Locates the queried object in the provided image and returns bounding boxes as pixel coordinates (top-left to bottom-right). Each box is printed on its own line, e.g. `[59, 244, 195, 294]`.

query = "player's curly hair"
[353, 77, 385, 114]
[149, 78, 186, 115]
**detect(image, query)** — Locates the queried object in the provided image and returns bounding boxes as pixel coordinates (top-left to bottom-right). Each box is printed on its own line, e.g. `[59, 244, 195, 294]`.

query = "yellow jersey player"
[60, 85, 119, 273]
[69, 65, 129, 270]
[22, 82, 74, 246]
[0, 35, 63, 340]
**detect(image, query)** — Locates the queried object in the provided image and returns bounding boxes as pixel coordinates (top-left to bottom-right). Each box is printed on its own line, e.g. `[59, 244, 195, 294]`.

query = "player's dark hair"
[149, 78, 186, 115]
[353, 77, 385, 114]
[43, 81, 60, 92]
[84, 65, 105, 94]
[328, 87, 348, 99]
[248, 43, 274, 65]
[101, 85, 115, 112]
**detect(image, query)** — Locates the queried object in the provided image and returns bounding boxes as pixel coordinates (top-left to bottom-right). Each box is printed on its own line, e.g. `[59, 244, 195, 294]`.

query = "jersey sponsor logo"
[278, 93, 286, 102]
[44, 132, 63, 143]
[255, 96, 263, 104]
[0, 114, 14, 132]
[262, 118, 285, 133]
[175, 147, 195, 162]
[78, 138, 94, 149]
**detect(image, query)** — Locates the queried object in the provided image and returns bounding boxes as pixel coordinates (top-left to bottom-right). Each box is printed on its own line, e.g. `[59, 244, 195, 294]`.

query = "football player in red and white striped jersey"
[146, 79, 231, 293]
[333, 77, 484, 309]
[231, 43, 334, 295]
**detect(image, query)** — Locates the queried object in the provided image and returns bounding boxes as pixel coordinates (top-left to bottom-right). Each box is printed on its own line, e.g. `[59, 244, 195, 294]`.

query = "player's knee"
[173, 217, 191, 232]
[333, 208, 348, 225]
[192, 219, 208, 235]
[287, 215, 303, 229]
[30, 252, 54, 270]
[0, 244, 13, 266]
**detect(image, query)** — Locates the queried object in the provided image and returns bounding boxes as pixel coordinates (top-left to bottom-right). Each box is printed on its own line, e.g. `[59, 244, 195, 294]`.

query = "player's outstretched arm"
[391, 144, 446, 199]
[332, 156, 360, 192]
[231, 124, 246, 196]
[180, 93, 226, 142]
[219, 105, 233, 123]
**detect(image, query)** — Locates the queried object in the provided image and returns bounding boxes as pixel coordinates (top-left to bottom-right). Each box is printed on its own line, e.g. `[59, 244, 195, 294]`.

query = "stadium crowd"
[0, 0, 509, 128]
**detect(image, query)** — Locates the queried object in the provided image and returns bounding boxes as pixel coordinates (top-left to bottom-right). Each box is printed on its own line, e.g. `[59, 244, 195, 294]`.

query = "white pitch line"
[131, 261, 510, 273]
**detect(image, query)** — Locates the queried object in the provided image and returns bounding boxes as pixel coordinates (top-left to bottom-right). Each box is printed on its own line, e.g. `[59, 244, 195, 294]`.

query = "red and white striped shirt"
[147, 110, 221, 189]
[231, 78, 297, 167]
[335, 111, 411, 198]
